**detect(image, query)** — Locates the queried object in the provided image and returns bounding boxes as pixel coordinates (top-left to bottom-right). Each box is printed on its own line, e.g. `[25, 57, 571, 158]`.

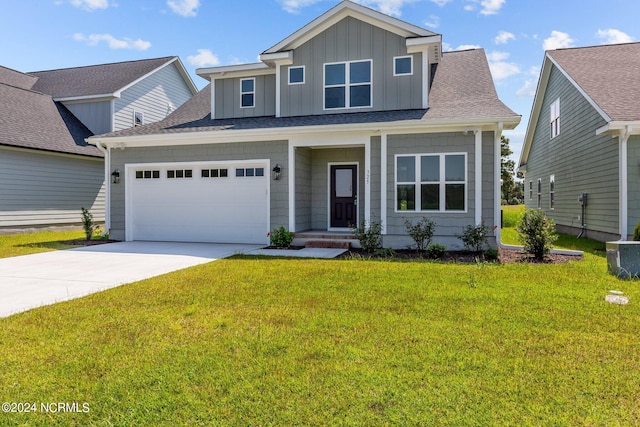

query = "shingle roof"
[0, 82, 100, 157]
[548, 42, 640, 122]
[0, 65, 38, 90]
[28, 56, 176, 99]
[92, 48, 518, 141]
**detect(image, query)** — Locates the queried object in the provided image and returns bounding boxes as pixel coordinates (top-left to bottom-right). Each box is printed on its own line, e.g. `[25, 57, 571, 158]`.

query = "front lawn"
[0, 242, 638, 425]
[0, 230, 86, 258]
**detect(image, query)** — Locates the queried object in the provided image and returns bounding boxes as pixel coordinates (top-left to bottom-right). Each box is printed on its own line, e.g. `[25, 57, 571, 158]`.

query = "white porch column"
[365, 140, 371, 227]
[494, 122, 504, 244]
[288, 142, 296, 232]
[381, 134, 388, 234]
[619, 126, 631, 240]
[474, 129, 482, 226]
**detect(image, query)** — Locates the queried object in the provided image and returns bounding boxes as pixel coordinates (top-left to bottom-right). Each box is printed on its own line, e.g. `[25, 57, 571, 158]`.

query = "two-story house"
[519, 42, 640, 241]
[0, 57, 197, 229]
[89, 1, 520, 248]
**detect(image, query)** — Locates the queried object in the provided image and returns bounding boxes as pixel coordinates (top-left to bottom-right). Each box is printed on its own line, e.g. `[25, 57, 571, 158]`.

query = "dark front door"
[330, 164, 357, 228]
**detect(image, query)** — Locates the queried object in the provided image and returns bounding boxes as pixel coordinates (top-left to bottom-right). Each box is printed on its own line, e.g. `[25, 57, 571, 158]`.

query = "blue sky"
[2, 0, 638, 164]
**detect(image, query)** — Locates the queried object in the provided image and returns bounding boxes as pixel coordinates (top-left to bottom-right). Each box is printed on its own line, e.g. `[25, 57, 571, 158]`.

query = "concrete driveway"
[0, 241, 261, 318]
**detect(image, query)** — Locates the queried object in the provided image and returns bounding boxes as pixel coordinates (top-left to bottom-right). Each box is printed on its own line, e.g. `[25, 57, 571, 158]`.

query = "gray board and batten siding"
[108, 141, 289, 241]
[523, 64, 619, 239]
[279, 16, 424, 117]
[214, 75, 276, 120]
[114, 62, 195, 132]
[0, 147, 105, 227]
[384, 131, 496, 249]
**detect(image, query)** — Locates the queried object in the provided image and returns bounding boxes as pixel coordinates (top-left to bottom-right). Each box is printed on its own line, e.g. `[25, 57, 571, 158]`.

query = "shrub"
[458, 223, 490, 253]
[425, 243, 447, 259]
[404, 217, 435, 253]
[352, 220, 382, 253]
[634, 220, 640, 241]
[270, 226, 294, 248]
[516, 208, 558, 260]
[484, 247, 499, 261]
[81, 207, 98, 241]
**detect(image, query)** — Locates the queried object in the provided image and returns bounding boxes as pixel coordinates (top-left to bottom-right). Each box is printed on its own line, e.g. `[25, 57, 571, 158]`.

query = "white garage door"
[127, 161, 269, 244]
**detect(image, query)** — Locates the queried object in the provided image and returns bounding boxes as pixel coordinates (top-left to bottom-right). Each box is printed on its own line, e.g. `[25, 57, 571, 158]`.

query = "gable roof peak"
[262, 0, 439, 54]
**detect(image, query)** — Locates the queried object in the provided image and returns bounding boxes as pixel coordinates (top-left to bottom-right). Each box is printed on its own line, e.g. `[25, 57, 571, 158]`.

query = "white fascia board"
[197, 62, 274, 79]
[259, 51, 293, 66]
[406, 35, 442, 49]
[262, 1, 435, 54]
[55, 94, 118, 103]
[89, 116, 521, 148]
[596, 121, 640, 136]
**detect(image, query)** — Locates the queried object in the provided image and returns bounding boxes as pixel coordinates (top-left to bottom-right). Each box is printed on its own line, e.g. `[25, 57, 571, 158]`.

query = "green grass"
[0, 240, 638, 425]
[0, 230, 87, 258]
[502, 204, 525, 227]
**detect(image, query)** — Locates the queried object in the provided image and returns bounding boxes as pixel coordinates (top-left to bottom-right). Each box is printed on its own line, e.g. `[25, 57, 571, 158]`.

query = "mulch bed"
[337, 247, 582, 264]
[60, 239, 120, 247]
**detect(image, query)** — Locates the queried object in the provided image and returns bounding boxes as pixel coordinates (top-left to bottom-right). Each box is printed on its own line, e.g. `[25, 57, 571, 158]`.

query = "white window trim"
[240, 78, 255, 109]
[528, 180, 533, 200]
[537, 178, 542, 209]
[288, 66, 305, 85]
[550, 98, 560, 139]
[549, 174, 555, 210]
[323, 59, 373, 110]
[133, 110, 144, 127]
[393, 55, 413, 76]
[394, 152, 468, 214]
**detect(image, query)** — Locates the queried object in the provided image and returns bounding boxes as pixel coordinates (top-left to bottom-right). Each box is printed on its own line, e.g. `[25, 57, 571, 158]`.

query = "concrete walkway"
[0, 242, 261, 318]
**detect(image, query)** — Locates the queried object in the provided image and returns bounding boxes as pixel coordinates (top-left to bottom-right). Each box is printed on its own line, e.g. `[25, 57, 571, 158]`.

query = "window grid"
[550, 98, 560, 138]
[549, 175, 555, 210]
[537, 178, 542, 209]
[240, 78, 255, 108]
[324, 60, 372, 110]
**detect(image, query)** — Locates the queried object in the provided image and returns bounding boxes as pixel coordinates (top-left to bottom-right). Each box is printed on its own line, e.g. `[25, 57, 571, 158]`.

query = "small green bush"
[484, 247, 499, 261]
[404, 217, 435, 253]
[458, 223, 490, 253]
[425, 243, 447, 259]
[81, 207, 98, 241]
[634, 221, 640, 241]
[270, 226, 294, 248]
[516, 208, 558, 260]
[352, 220, 382, 253]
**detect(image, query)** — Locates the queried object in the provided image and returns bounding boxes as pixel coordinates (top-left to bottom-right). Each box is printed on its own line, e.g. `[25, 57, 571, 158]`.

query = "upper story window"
[134, 110, 144, 127]
[288, 66, 305, 85]
[324, 60, 372, 110]
[537, 178, 542, 209]
[393, 56, 413, 76]
[241, 78, 255, 108]
[396, 153, 467, 212]
[550, 98, 560, 138]
[549, 175, 555, 209]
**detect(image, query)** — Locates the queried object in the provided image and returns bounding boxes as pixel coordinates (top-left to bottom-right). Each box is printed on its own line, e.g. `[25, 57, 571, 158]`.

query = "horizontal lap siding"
[63, 101, 112, 135]
[114, 63, 194, 131]
[626, 135, 640, 236]
[109, 141, 288, 241]
[524, 65, 617, 237]
[0, 148, 104, 227]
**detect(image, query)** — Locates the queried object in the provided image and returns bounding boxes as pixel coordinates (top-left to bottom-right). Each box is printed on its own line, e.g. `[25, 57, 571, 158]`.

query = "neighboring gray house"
[0, 57, 197, 229]
[90, 0, 520, 248]
[519, 42, 640, 241]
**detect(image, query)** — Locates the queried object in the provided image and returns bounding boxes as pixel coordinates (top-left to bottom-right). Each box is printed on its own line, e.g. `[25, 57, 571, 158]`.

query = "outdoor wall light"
[272, 164, 282, 180]
[111, 169, 120, 184]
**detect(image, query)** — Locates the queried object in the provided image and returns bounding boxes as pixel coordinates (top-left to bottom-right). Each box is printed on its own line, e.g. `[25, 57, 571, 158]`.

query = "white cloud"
[187, 49, 220, 67]
[454, 44, 482, 51]
[279, 0, 321, 14]
[479, 0, 505, 15]
[543, 31, 575, 51]
[516, 78, 538, 98]
[430, 0, 452, 6]
[73, 33, 151, 50]
[495, 31, 515, 45]
[596, 29, 634, 45]
[353, 0, 421, 17]
[69, 0, 110, 10]
[486, 51, 520, 80]
[465, 0, 506, 15]
[167, 0, 200, 17]
[424, 15, 440, 29]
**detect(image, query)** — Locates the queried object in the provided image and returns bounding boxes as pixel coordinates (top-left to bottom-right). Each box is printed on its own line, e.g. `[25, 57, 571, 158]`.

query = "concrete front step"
[305, 240, 351, 249]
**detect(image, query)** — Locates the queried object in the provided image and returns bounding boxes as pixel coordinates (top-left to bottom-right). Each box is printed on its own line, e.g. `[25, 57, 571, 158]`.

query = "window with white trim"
[550, 98, 560, 138]
[134, 110, 144, 127]
[537, 178, 542, 209]
[240, 78, 255, 108]
[324, 60, 372, 109]
[288, 66, 305, 85]
[396, 153, 467, 212]
[529, 180, 533, 200]
[549, 175, 555, 209]
[393, 56, 413, 76]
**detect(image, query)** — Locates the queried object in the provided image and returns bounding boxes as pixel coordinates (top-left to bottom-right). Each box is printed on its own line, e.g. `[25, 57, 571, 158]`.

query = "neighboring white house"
[90, 1, 520, 248]
[0, 57, 197, 229]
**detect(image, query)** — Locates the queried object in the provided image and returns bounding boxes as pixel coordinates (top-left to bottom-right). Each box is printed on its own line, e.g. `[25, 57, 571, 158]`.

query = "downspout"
[494, 122, 503, 247]
[94, 142, 111, 235]
[619, 125, 632, 240]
